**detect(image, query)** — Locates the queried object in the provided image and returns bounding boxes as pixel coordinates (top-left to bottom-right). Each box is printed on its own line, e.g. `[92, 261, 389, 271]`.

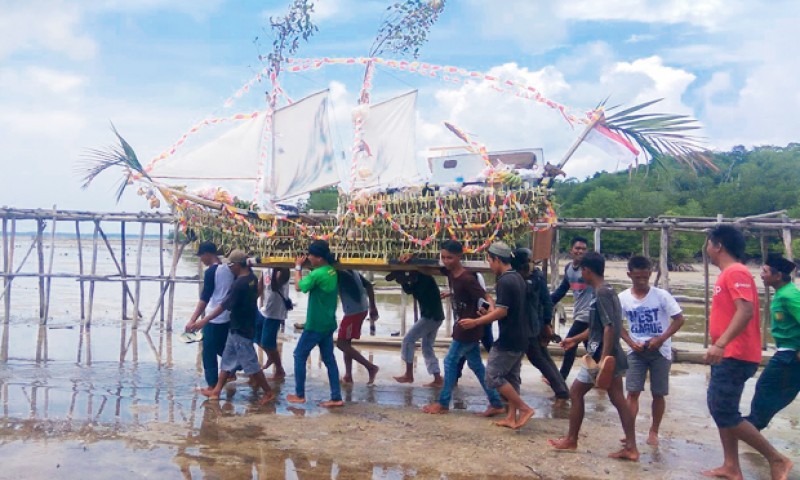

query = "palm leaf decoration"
[370, 0, 447, 58]
[600, 98, 718, 172]
[78, 123, 150, 202]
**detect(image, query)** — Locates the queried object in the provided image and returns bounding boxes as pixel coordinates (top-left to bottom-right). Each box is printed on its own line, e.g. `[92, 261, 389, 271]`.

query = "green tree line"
[553, 143, 800, 260]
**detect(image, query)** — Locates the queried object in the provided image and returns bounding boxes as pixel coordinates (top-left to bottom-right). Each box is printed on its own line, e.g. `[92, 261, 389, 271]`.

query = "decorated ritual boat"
[81, 1, 712, 270]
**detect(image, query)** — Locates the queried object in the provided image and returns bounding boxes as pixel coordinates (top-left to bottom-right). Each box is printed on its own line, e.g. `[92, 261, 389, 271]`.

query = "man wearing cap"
[745, 254, 800, 438]
[185, 241, 235, 389]
[459, 241, 536, 429]
[190, 249, 275, 405]
[287, 240, 344, 407]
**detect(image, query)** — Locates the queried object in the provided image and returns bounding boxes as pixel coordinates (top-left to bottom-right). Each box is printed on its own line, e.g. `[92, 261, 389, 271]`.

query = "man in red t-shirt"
[702, 225, 793, 480]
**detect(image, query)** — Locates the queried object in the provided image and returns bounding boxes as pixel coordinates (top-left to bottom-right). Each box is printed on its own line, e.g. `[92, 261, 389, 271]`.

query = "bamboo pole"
[703, 238, 710, 348]
[593, 227, 601, 253]
[657, 226, 670, 291]
[145, 241, 187, 333]
[642, 231, 650, 258]
[760, 235, 771, 350]
[121, 221, 128, 320]
[166, 218, 181, 332]
[0, 230, 35, 304]
[97, 224, 141, 317]
[2, 218, 7, 323]
[75, 221, 85, 320]
[86, 221, 100, 327]
[556, 115, 601, 170]
[549, 227, 560, 290]
[42, 205, 57, 324]
[159, 222, 165, 324]
[36, 219, 45, 321]
[133, 221, 146, 329]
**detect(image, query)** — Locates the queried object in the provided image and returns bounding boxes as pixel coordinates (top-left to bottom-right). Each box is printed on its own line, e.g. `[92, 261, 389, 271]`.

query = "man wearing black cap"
[185, 241, 234, 389]
[745, 254, 800, 438]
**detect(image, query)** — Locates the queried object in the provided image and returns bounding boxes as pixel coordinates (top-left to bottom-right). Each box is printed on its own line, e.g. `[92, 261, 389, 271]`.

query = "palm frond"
[77, 123, 149, 202]
[601, 99, 718, 173]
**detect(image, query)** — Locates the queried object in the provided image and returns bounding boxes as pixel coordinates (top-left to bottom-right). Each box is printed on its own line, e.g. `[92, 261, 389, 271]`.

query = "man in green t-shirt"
[746, 254, 800, 433]
[287, 240, 343, 408]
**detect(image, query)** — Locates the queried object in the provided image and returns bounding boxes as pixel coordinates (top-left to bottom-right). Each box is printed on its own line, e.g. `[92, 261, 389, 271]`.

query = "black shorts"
[707, 358, 758, 428]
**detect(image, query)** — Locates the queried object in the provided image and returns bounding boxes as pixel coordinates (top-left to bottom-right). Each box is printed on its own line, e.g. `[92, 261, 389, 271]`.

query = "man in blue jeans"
[185, 241, 234, 389]
[287, 240, 343, 408]
[422, 240, 504, 416]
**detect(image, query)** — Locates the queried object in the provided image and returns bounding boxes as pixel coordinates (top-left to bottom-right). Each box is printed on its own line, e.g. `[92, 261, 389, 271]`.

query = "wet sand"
[1, 324, 799, 479]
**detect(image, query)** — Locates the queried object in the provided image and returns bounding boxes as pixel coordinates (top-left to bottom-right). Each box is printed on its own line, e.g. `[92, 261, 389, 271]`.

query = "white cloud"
[0, 1, 96, 60]
[558, 0, 732, 29]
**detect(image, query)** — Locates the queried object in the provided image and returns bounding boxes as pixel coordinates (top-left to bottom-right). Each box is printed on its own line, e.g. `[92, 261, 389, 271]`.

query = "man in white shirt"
[619, 256, 684, 446]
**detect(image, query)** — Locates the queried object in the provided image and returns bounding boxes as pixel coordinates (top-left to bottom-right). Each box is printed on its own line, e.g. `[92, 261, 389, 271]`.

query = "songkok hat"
[766, 253, 797, 275]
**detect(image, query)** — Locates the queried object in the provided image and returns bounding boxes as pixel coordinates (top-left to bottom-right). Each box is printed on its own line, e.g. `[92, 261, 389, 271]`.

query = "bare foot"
[701, 466, 743, 479]
[770, 457, 793, 480]
[319, 400, 344, 408]
[514, 407, 535, 429]
[422, 403, 449, 414]
[609, 448, 640, 462]
[199, 387, 219, 400]
[424, 377, 444, 387]
[494, 417, 516, 428]
[267, 371, 286, 381]
[257, 392, 276, 405]
[341, 376, 354, 385]
[286, 394, 306, 404]
[647, 431, 659, 446]
[476, 406, 506, 417]
[393, 375, 414, 384]
[548, 437, 578, 450]
[367, 366, 379, 385]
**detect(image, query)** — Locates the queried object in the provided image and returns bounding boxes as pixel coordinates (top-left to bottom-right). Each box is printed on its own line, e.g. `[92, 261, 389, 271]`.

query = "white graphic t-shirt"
[618, 287, 682, 360]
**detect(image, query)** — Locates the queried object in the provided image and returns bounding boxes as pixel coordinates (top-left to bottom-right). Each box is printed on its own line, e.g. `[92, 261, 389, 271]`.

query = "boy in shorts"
[619, 256, 684, 446]
[189, 249, 275, 405]
[336, 269, 380, 384]
[549, 252, 638, 461]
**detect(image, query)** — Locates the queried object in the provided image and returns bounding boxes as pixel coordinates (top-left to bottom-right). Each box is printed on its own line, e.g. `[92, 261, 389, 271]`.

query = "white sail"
[355, 90, 421, 188]
[269, 90, 338, 201]
[148, 113, 267, 202]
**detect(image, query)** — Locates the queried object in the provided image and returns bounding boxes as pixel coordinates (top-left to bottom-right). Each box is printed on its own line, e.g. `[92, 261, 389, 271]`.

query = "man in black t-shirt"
[459, 242, 535, 430]
[390, 254, 446, 386]
[189, 250, 275, 405]
[422, 240, 504, 416]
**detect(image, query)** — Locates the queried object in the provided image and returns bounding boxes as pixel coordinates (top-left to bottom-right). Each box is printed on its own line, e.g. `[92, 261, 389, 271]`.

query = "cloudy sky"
[1, 0, 798, 213]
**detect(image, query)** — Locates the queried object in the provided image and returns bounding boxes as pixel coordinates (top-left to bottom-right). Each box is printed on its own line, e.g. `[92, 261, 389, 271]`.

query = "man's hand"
[628, 340, 646, 353]
[458, 318, 479, 330]
[560, 337, 577, 351]
[398, 253, 413, 264]
[704, 344, 725, 365]
[294, 254, 307, 268]
[647, 336, 665, 352]
[440, 291, 451, 299]
[184, 320, 195, 333]
[369, 307, 379, 322]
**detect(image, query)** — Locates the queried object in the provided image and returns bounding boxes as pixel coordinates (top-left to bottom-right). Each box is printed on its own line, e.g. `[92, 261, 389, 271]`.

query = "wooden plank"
[760, 235, 771, 350]
[86, 221, 100, 327]
[593, 227, 601, 253]
[42, 205, 57, 324]
[75, 221, 85, 320]
[132, 221, 146, 329]
[36, 219, 45, 321]
[658, 227, 670, 291]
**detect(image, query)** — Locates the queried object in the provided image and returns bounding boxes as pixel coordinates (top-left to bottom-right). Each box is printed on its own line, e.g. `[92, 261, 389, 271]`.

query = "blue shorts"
[258, 316, 282, 350]
[707, 358, 758, 428]
[220, 332, 261, 376]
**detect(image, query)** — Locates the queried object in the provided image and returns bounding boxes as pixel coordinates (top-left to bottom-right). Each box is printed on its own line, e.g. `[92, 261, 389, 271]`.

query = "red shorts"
[338, 311, 368, 341]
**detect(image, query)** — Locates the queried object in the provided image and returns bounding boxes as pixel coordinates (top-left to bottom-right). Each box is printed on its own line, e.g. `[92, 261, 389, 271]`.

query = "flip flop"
[179, 331, 204, 344]
[595, 356, 616, 390]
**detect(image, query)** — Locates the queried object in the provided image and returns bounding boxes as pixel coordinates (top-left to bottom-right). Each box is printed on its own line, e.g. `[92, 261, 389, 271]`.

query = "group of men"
[185, 223, 798, 479]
